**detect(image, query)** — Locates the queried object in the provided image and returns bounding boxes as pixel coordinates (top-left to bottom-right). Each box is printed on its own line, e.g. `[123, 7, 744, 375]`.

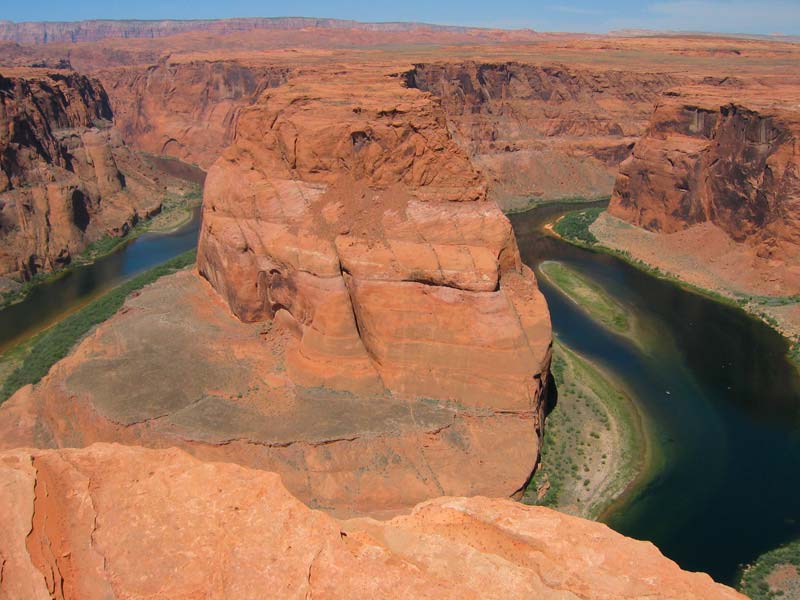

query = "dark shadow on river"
[511, 202, 800, 585]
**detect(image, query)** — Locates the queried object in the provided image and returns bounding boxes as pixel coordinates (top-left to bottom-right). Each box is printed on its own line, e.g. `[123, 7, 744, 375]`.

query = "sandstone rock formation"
[406, 62, 682, 208]
[197, 65, 551, 419]
[0, 66, 552, 517]
[609, 84, 800, 262]
[0, 68, 175, 280]
[0, 443, 745, 599]
[97, 60, 290, 168]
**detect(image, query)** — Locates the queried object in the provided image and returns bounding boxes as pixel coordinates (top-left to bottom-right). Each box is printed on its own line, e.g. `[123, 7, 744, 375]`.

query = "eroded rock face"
[405, 62, 683, 208]
[0, 268, 548, 517]
[197, 66, 551, 410]
[0, 443, 745, 600]
[609, 85, 800, 259]
[98, 60, 291, 168]
[0, 17, 545, 45]
[0, 66, 551, 517]
[0, 68, 163, 279]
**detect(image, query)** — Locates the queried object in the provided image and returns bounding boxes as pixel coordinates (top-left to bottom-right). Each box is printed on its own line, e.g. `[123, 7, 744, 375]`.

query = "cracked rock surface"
[0, 268, 546, 517]
[0, 443, 745, 600]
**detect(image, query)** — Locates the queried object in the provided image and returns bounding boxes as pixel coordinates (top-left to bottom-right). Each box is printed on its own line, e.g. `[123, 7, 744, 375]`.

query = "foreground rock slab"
[0, 443, 745, 600]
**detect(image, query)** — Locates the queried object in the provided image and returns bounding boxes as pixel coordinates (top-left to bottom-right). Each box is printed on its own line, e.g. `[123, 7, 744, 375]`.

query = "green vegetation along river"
[0, 203, 202, 354]
[511, 201, 800, 586]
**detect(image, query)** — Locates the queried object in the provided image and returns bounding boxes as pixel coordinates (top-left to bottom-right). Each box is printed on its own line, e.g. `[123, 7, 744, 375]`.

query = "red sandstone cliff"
[97, 60, 290, 168]
[0, 68, 166, 280]
[194, 65, 552, 507]
[406, 62, 683, 207]
[0, 443, 745, 599]
[197, 65, 551, 409]
[609, 85, 800, 260]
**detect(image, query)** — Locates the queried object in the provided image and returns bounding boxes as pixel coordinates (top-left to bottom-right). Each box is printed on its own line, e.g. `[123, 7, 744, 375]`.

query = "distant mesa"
[0, 17, 539, 44]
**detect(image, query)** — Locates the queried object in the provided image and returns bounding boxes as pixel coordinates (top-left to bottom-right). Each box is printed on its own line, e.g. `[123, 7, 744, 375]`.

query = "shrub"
[553, 208, 604, 245]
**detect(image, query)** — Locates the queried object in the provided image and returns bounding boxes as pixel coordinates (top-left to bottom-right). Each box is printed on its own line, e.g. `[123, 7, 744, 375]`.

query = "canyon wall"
[0, 69, 164, 281]
[608, 85, 800, 259]
[0, 443, 745, 599]
[97, 60, 291, 168]
[406, 62, 682, 208]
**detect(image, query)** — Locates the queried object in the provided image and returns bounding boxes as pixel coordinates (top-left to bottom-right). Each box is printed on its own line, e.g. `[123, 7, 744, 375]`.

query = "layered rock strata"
[197, 67, 551, 407]
[405, 62, 683, 207]
[0, 68, 173, 280]
[0, 443, 746, 599]
[97, 60, 291, 168]
[609, 85, 800, 260]
[0, 17, 544, 45]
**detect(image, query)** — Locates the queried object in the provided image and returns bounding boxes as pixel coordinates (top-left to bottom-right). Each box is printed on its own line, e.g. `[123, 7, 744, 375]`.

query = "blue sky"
[3, 1, 799, 35]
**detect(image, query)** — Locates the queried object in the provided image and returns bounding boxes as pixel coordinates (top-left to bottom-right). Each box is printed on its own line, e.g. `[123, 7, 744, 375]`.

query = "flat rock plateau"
[1, 16, 795, 597]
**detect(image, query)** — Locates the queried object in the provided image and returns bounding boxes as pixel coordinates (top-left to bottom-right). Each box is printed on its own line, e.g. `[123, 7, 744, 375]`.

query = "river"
[0, 205, 202, 353]
[510, 201, 800, 585]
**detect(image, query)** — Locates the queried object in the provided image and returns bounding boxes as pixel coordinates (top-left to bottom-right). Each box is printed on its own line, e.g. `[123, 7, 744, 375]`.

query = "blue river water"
[511, 202, 800, 585]
[0, 205, 201, 352]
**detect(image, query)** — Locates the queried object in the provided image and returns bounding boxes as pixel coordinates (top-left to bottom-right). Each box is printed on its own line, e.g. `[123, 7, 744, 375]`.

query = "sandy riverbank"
[538, 259, 652, 352]
[525, 340, 655, 520]
[589, 211, 800, 358]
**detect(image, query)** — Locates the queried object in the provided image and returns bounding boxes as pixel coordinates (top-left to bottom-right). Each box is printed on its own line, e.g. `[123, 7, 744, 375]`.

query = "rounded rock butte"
[0, 65, 553, 518]
[195, 66, 555, 511]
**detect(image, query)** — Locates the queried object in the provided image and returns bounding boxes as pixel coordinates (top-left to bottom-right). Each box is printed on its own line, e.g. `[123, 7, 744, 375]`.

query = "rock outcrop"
[0, 66, 552, 517]
[97, 60, 291, 168]
[197, 65, 551, 419]
[0, 68, 169, 280]
[0, 443, 745, 600]
[405, 62, 682, 208]
[609, 85, 800, 260]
